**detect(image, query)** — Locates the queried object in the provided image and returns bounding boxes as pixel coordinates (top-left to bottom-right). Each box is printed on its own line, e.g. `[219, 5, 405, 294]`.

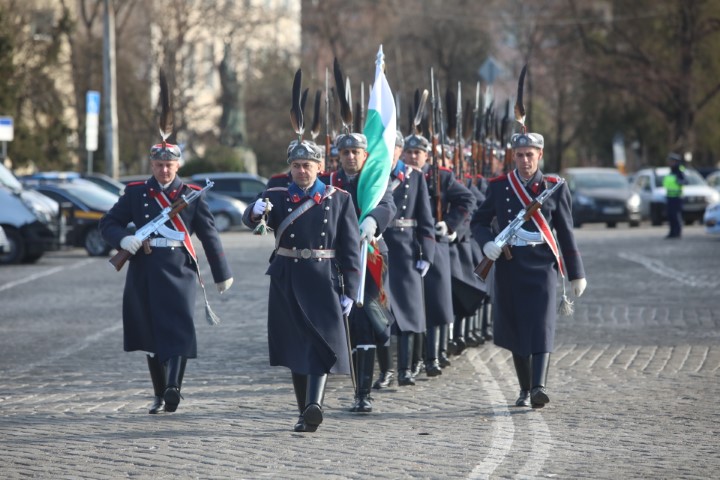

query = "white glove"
[340, 294, 353, 316]
[482, 241, 502, 261]
[120, 235, 142, 254]
[359, 216, 378, 243]
[216, 277, 233, 294]
[415, 259, 430, 277]
[447, 230, 458, 242]
[252, 199, 273, 217]
[572, 278, 587, 297]
[434, 221, 448, 237]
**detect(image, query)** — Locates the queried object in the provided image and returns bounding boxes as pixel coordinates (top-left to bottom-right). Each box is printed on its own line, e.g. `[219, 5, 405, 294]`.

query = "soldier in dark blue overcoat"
[322, 132, 397, 414]
[404, 134, 475, 377]
[383, 131, 436, 387]
[243, 140, 361, 433]
[471, 132, 587, 409]
[100, 142, 233, 415]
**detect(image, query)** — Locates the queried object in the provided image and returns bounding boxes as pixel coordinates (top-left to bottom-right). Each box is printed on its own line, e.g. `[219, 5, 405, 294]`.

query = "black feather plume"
[353, 101, 361, 133]
[514, 64, 527, 130]
[310, 90, 321, 140]
[333, 58, 353, 132]
[158, 69, 174, 143]
[462, 100, 472, 142]
[413, 89, 428, 135]
[301, 88, 309, 117]
[290, 69, 304, 138]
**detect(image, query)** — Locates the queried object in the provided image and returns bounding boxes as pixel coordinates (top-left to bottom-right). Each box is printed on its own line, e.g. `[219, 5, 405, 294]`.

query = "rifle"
[471, 81, 481, 185]
[474, 178, 564, 280]
[109, 179, 215, 271]
[429, 68, 442, 221]
[324, 68, 332, 163]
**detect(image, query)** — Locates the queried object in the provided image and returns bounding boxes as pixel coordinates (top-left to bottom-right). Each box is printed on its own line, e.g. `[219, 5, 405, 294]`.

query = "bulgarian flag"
[358, 45, 396, 305]
[358, 45, 396, 223]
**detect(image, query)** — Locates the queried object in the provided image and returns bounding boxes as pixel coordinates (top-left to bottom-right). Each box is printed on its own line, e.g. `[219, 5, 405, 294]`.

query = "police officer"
[471, 132, 587, 408]
[243, 140, 361, 432]
[99, 142, 233, 414]
[664, 152, 686, 239]
[403, 134, 475, 377]
[383, 130, 436, 386]
[324, 132, 397, 413]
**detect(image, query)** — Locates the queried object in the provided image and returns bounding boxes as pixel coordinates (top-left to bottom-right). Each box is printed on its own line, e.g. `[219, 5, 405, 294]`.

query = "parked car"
[23, 178, 118, 256]
[0, 164, 62, 264]
[705, 171, 720, 192]
[190, 172, 267, 203]
[631, 167, 720, 226]
[0, 225, 8, 253]
[560, 167, 641, 228]
[704, 202, 720, 235]
[119, 176, 247, 231]
[81, 172, 127, 196]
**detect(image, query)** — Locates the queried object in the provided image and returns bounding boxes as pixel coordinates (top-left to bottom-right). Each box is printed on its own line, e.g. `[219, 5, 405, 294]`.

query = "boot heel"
[163, 386, 182, 412]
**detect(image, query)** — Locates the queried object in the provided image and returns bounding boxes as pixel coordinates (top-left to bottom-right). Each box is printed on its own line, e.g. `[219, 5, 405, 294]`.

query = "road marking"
[618, 252, 720, 287]
[0, 258, 95, 292]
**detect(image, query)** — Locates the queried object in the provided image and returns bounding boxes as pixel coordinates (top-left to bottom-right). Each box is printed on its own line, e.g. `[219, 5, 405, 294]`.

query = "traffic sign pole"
[86, 91, 100, 174]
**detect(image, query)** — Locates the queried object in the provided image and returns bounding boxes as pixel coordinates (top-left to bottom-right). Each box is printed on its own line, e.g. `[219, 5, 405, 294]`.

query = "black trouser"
[667, 196, 682, 237]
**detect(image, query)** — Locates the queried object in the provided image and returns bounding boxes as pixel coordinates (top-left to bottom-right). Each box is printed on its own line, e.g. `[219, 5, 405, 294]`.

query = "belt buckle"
[300, 248, 312, 259]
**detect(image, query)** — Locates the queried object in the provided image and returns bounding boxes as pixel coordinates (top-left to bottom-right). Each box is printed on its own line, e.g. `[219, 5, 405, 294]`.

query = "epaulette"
[543, 174, 561, 183]
[270, 172, 290, 179]
[186, 184, 202, 191]
[489, 174, 507, 183]
[332, 186, 350, 195]
[126, 181, 146, 187]
[439, 166, 453, 173]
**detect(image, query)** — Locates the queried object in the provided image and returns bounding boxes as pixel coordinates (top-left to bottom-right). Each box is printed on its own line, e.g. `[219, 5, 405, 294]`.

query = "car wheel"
[684, 217, 694, 226]
[84, 227, 111, 256]
[650, 204, 664, 226]
[214, 213, 232, 232]
[629, 220, 641, 227]
[22, 252, 44, 263]
[606, 222, 617, 228]
[0, 227, 26, 265]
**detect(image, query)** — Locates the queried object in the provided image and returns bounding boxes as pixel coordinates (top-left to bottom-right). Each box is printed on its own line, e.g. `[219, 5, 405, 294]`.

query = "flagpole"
[356, 238, 368, 307]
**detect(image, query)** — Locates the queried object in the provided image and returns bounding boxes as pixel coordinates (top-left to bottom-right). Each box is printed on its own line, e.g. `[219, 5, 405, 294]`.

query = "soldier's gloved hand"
[482, 241, 502, 261]
[434, 221, 448, 237]
[120, 235, 142, 254]
[415, 259, 430, 277]
[447, 230, 458, 242]
[571, 278, 587, 297]
[216, 277, 233, 294]
[359, 216, 378, 243]
[252, 199, 273, 218]
[340, 294, 353, 316]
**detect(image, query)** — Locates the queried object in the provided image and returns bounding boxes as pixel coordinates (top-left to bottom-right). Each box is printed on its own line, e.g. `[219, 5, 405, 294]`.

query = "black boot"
[163, 356, 186, 413]
[350, 347, 375, 413]
[531, 353, 551, 408]
[438, 324, 451, 367]
[424, 326, 443, 377]
[397, 332, 415, 386]
[300, 374, 327, 432]
[512, 354, 532, 407]
[450, 317, 466, 355]
[411, 332, 425, 377]
[372, 344, 395, 389]
[146, 355, 165, 414]
[291, 372, 307, 432]
[465, 313, 482, 347]
[481, 297, 493, 340]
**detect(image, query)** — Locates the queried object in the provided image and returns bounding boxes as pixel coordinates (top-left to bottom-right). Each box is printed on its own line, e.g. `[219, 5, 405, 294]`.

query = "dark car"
[561, 167, 642, 228]
[23, 178, 118, 256]
[190, 172, 267, 203]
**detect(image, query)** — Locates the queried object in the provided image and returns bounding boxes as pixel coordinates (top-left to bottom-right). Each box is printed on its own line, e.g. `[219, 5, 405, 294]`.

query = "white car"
[0, 225, 8, 253]
[704, 202, 720, 234]
[631, 167, 720, 226]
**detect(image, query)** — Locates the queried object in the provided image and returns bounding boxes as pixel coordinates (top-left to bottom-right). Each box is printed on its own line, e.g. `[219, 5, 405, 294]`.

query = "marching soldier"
[471, 131, 587, 408]
[99, 141, 233, 415]
[383, 130, 436, 386]
[403, 134, 475, 377]
[323, 132, 397, 413]
[243, 140, 362, 432]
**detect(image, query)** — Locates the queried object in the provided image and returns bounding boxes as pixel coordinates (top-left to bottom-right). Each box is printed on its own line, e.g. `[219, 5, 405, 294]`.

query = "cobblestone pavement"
[1, 224, 718, 479]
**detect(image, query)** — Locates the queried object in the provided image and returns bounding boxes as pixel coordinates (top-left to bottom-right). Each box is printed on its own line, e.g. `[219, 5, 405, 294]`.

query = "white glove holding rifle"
[482, 241, 502, 261]
[340, 294, 354, 316]
[252, 199, 273, 219]
[120, 235, 142, 254]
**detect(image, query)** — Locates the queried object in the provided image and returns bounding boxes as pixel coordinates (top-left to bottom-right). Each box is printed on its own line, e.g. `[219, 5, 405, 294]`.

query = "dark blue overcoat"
[99, 176, 232, 364]
[470, 169, 585, 356]
[243, 179, 362, 375]
[384, 161, 436, 333]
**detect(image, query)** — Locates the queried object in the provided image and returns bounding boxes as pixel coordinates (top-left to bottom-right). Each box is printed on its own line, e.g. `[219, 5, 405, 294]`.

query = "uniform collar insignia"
[288, 178, 326, 203]
[392, 160, 406, 181]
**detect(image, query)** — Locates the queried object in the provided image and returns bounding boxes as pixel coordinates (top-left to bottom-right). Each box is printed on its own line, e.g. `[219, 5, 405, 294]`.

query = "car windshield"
[573, 172, 627, 189]
[59, 184, 118, 210]
[654, 169, 706, 187]
[0, 164, 23, 191]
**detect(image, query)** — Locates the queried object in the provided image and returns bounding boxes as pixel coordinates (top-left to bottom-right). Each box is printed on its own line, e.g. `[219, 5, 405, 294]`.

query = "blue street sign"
[86, 91, 100, 115]
[0, 116, 13, 142]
